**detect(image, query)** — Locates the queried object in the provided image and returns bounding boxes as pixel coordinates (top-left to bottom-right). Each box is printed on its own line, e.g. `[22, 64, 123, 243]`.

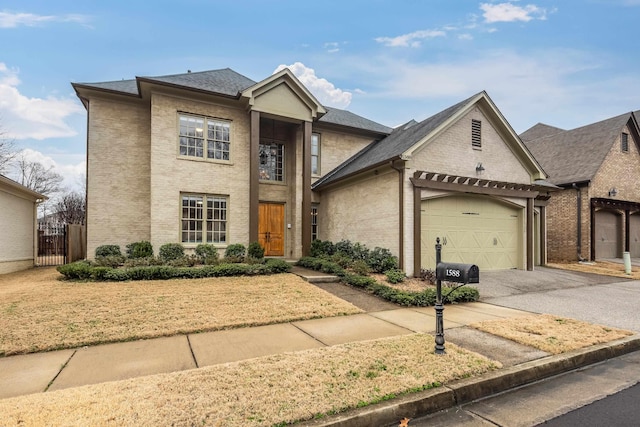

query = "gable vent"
[622, 132, 629, 153]
[471, 119, 482, 149]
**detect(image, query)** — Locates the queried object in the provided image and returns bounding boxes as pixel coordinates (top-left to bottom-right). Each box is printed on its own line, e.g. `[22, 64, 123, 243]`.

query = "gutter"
[390, 160, 405, 269]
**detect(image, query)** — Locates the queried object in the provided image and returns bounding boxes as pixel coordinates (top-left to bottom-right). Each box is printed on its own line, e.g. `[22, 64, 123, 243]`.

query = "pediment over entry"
[241, 68, 326, 122]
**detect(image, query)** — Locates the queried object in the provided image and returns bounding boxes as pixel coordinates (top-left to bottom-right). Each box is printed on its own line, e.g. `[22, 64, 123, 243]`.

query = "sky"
[1, 0, 640, 193]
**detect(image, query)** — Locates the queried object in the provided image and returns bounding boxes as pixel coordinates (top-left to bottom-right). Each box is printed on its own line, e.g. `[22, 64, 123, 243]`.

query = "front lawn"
[0, 267, 362, 356]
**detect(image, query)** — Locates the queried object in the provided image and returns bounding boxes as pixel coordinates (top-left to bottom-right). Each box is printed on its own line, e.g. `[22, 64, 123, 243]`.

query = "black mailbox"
[436, 262, 479, 284]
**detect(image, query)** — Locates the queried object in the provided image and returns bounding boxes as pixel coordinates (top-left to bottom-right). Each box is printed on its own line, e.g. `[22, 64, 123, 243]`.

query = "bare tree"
[53, 191, 86, 224]
[14, 153, 63, 195]
[0, 124, 16, 174]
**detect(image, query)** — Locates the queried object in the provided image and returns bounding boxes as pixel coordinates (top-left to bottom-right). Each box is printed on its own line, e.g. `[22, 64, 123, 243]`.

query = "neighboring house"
[73, 68, 551, 275]
[522, 112, 640, 261]
[0, 174, 46, 274]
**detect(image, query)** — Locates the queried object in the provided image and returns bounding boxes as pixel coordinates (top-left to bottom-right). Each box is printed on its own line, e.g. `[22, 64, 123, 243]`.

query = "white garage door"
[421, 195, 521, 270]
[595, 210, 621, 259]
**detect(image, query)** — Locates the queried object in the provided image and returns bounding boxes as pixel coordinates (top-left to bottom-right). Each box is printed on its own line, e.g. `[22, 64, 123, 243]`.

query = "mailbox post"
[433, 238, 479, 354]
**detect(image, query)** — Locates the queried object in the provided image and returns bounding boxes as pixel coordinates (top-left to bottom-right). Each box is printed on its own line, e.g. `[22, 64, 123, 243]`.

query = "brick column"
[249, 111, 260, 243]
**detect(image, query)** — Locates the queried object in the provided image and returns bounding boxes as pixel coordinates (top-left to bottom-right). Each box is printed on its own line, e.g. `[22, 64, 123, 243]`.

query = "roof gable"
[241, 68, 326, 121]
[524, 113, 636, 185]
[314, 91, 545, 189]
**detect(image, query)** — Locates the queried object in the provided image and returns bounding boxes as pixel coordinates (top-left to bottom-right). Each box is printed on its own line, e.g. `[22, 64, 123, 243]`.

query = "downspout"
[390, 160, 404, 270]
[572, 183, 586, 261]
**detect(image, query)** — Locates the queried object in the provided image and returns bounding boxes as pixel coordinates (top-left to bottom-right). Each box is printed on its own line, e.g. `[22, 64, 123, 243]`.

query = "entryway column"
[249, 111, 260, 243]
[526, 197, 534, 271]
[301, 121, 312, 256]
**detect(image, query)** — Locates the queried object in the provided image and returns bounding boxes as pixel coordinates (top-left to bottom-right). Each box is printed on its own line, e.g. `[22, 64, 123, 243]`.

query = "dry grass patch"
[470, 314, 633, 354]
[0, 334, 500, 426]
[547, 261, 640, 280]
[0, 267, 362, 356]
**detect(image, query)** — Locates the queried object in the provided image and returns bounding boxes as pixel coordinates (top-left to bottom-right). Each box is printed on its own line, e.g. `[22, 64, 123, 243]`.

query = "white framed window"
[311, 204, 318, 241]
[259, 141, 285, 182]
[311, 133, 321, 176]
[181, 194, 227, 244]
[471, 119, 482, 149]
[179, 114, 230, 161]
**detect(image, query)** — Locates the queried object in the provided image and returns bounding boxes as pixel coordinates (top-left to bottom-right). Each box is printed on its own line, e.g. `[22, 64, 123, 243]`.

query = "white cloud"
[0, 11, 90, 28]
[360, 48, 638, 132]
[480, 2, 548, 23]
[375, 29, 446, 48]
[0, 63, 84, 140]
[273, 62, 352, 109]
[324, 42, 341, 53]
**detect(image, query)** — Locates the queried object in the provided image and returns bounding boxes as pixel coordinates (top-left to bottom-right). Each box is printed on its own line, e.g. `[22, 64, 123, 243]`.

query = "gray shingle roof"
[520, 123, 564, 142]
[74, 68, 390, 134]
[523, 113, 632, 185]
[318, 107, 392, 134]
[313, 93, 479, 189]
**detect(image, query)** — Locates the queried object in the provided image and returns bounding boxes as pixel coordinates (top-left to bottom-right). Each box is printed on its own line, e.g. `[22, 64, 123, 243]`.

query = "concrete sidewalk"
[0, 301, 535, 399]
[2, 268, 640, 426]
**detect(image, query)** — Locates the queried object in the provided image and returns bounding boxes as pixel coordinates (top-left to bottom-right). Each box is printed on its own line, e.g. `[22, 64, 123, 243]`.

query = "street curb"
[304, 335, 640, 427]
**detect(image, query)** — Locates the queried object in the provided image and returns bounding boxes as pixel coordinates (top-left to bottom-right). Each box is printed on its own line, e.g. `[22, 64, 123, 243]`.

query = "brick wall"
[0, 189, 35, 274]
[86, 98, 151, 258]
[149, 93, 251, 252]
[546, 188, 580, 261]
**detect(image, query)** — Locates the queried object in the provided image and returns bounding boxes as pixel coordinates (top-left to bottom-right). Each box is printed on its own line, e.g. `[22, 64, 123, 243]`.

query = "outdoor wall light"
[609, 187, 618, 197]
[475, 162, 485, 174]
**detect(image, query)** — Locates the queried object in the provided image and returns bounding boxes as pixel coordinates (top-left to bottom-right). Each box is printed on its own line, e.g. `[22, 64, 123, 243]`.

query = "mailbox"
[436, 262, 479, 284]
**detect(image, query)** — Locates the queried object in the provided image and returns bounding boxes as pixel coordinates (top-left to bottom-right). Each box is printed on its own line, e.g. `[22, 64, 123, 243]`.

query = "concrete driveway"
[476, 266, 628, 299]
[476, 266, 640, 333]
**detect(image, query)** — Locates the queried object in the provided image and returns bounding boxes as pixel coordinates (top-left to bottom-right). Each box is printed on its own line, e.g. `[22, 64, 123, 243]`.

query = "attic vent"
[472, 119, 482, 149]
[622, 132, 629, 153]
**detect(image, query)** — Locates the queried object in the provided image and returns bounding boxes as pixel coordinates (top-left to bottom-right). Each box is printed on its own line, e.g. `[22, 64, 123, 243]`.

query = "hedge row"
[297, 257, 479, 306]
[57, 258, 291, 282]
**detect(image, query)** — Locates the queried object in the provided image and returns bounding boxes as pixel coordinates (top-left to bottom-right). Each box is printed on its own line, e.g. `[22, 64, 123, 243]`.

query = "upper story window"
[471, 119, 482, 149]
[621, 132, 629, 153]
[311, 133, 321, 176]
[179, 114, 230, 161]
[259, 141, 284, 182]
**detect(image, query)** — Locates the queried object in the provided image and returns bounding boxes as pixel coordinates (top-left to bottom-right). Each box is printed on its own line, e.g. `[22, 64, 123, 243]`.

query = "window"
[259, 142, 284, 181]
[311, 133, 321, 176]
[181, 194, 227, 244]
[622, 133, 629, 153]
[471, 119, 482, 149]
[179, 114, 230, 161]
[311, 205, 318, 241]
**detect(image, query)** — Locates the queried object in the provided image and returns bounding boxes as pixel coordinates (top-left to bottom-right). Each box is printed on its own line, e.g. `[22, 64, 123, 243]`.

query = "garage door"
[594, 210, 621, 259]
[628, 214, 640, 258]
[421, 195, 521, 271]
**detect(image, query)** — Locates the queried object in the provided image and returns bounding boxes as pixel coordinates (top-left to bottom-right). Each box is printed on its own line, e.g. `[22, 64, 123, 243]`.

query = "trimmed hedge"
[297, 257, 479, 307]
[57, 260, 292, 282]
[158, 243, 185, 262]
[126, 241, 153, 259]
[95, 245, 122, 258]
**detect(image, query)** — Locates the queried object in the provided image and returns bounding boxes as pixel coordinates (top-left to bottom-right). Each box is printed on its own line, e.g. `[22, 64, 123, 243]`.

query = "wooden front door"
[258, 203, 285, 256]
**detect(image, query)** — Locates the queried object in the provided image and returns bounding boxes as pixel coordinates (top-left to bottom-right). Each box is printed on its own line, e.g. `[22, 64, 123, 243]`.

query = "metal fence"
[37, 223, 86, 266]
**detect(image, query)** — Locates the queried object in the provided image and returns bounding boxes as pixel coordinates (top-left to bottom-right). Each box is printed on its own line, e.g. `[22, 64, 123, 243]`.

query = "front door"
[258, 203, 285, 256]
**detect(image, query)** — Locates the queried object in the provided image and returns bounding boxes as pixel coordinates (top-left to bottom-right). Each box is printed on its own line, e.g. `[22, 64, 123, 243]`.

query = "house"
[72, 68, 551, 275]
[0, 174, 46, 274]
[522, 112, 640, 261]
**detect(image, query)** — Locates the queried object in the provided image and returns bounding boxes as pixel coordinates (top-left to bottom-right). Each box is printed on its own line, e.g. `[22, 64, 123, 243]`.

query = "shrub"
[95, 245, 121, 258]
[351, 260, 371, 276]
[57, 261, 93, 280]
[420, 269, 437, 284]
[342, 273, 377, 289]
[159, 243, 185, 262]
[310, 239, 330, 257]
[265, 258, 292, 273]
[330, 253, 353, 269]
[247, 242, 265, 260]
[90, 266, 113, 281]
[225, 243, 246, 258]
[126, 241, 153, 259]
[195, 244, 218, 263]
[385, 268, 406, 284]
[334, 239, 355, 257]
[93, 255, 125, 268]
[123, 256, 162, 268]
[367, 247, 398, 273]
